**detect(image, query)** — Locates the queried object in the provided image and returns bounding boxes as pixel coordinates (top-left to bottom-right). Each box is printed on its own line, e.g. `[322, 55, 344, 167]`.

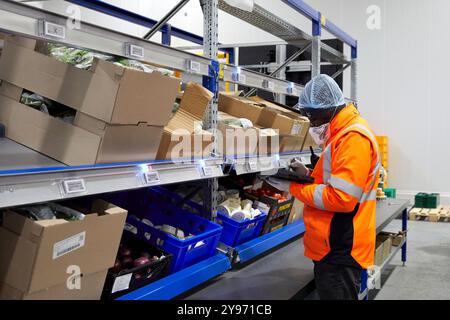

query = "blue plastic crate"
[117, 189, 222, 273]
[149, 187, 268, 247]
[216, 211, 267, 247]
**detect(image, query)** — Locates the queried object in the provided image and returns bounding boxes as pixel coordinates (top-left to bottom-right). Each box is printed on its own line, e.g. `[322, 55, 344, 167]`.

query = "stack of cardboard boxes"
[218, 93, 310, 157]
[0, 35, 181, 165]
[0, 200, 127, 299]
[157, 83, 214, 160]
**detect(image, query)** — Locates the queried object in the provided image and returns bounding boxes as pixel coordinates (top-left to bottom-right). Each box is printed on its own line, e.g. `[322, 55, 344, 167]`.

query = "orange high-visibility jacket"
[290, 104, 380, 269]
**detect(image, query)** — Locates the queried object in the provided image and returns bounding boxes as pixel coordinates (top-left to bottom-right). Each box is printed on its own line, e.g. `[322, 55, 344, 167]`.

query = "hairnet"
[299, 74, 345, 109]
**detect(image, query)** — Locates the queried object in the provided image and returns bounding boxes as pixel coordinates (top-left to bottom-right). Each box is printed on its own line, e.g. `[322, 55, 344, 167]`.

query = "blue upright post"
[161, 24, 172, 46]
[360, 269, 368, 300]
[402, 208, 408, 266]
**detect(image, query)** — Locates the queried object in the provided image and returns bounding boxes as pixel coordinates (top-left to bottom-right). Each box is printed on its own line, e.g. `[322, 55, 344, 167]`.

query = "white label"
[53, 232, 86, 260]
[124, 223, 138, 235]
[187, 60, 201, 73]
[232, 73, 246, 84]
[263, 80, 275, 91]
[124, 43, 145, 59]
[111, 273, 133, 294]
[144, 171, 160, 184]
[203, 166, 213, 177]
[39, 20, 66, 39]
[291, 122, 302, 135]
[62, 179, 86, 194]
[247, 161, 258, 172]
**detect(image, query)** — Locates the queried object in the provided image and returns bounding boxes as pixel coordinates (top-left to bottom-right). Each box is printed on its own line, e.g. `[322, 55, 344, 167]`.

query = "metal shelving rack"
[0, 0, 359, 300]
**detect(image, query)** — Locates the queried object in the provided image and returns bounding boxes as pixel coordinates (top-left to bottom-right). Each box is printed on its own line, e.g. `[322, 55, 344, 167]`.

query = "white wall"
[304, 0, 450, 203]
[33, 0, 450, 202]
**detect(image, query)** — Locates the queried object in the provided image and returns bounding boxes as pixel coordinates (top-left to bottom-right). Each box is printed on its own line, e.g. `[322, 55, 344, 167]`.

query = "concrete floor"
[373, 219, 450, 300]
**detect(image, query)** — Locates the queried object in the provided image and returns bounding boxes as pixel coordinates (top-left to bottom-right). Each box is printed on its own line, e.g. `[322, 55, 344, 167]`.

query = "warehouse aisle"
[375, 220, 450, 300]
[186, 238, 315, 300]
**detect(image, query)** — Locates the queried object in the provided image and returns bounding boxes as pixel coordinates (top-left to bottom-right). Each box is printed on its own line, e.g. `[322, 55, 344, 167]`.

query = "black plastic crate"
[244, 192, 295, 235]
[102, 235, 172, 300]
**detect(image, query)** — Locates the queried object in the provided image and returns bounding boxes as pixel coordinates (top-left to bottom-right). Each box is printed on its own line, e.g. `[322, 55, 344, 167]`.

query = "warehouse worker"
[269, 74, 380, 300]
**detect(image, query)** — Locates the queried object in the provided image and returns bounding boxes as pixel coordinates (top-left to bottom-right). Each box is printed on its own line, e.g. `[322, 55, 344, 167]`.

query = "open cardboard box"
[0, 35, 181, 125]
[0, 200, 127, 299]
[157, 82, 214, 160]
[0, 81, 166, 165]
[219, 93, 310, 154]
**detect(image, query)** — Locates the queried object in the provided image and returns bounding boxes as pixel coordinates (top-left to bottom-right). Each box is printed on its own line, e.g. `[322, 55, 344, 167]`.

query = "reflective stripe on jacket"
[290, 104, 380, 269]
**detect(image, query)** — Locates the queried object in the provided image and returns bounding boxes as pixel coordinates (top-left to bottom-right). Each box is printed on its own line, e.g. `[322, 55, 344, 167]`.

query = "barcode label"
[62, 179, 86, 194]
[53, 232, 86, 260]
[38, 20, 66, 39]
[144, 171, 160, 184]
[248, 161, 258, 172]
[187, 60, 201, 73]
[124, 43, 145, 59]
[291, 122, 302, 135]
[112, 273, 132, 294]
[203, 166, 213, 177]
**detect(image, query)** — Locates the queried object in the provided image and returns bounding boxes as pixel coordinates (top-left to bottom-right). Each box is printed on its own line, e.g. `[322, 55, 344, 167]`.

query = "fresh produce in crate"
[102, 236, 172, 300]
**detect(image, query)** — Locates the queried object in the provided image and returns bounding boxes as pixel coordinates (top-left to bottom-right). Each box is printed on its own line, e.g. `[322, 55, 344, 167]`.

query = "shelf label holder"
[124, 43, 145, 59]
[62, 179, 86, 195]
[38, 20, 66, 40]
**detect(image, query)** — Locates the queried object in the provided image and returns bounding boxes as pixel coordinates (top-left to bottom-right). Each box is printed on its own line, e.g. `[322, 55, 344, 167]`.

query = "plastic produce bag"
[20, 92, 51, 114]
[224, 0, 254, 12]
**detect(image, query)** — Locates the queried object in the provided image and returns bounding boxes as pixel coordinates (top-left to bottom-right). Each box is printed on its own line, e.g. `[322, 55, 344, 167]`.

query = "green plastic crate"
[384, 188, 396, 199]
[414, 193, 427, 208]
[427, 193, 440, 209]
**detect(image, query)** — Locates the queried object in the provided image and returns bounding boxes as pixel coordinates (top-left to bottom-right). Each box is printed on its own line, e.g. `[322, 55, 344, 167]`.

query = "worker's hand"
[265, 177, 292, 192]
[290, 158, 310, 176]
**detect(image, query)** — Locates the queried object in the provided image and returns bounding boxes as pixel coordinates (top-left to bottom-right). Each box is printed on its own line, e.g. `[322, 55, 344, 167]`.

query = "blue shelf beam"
[282, 0, 357, 54]
[66, 0, 204, 45]
[117, 253, 231, 300]
[234, 220, 305, 264]
[282, 0, 320, 22]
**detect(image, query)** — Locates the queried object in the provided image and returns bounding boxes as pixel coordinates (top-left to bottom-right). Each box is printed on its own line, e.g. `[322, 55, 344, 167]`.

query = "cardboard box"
[0, 89, 165, 165]
[303, 131, 320, 150]
[0, 200, 127, 295]
[288, 198, 304, 224]
[375, 233, 392, 266]
[219, 94, 310, 154]
[0, 37, 180, 125]
[249, 96, 310, 136]
[157, 83, 214, 160]
[218, 111, 259, 157]
[73, 112, 165, 164]
[0, 270, 107, 300]
[218, 93, 264, 124]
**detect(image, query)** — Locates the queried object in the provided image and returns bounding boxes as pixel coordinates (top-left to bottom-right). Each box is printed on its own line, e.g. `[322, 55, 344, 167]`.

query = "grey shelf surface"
[186, 237, 314, 300]
[0, 138, 64, 171]
[0, 138, 224, 209]
[231, 150, 313, 176]
[376, 199, 410, 234]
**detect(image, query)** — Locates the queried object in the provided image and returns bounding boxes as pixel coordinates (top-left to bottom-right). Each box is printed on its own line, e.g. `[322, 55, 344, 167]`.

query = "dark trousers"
[313, 261, 362, 300]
